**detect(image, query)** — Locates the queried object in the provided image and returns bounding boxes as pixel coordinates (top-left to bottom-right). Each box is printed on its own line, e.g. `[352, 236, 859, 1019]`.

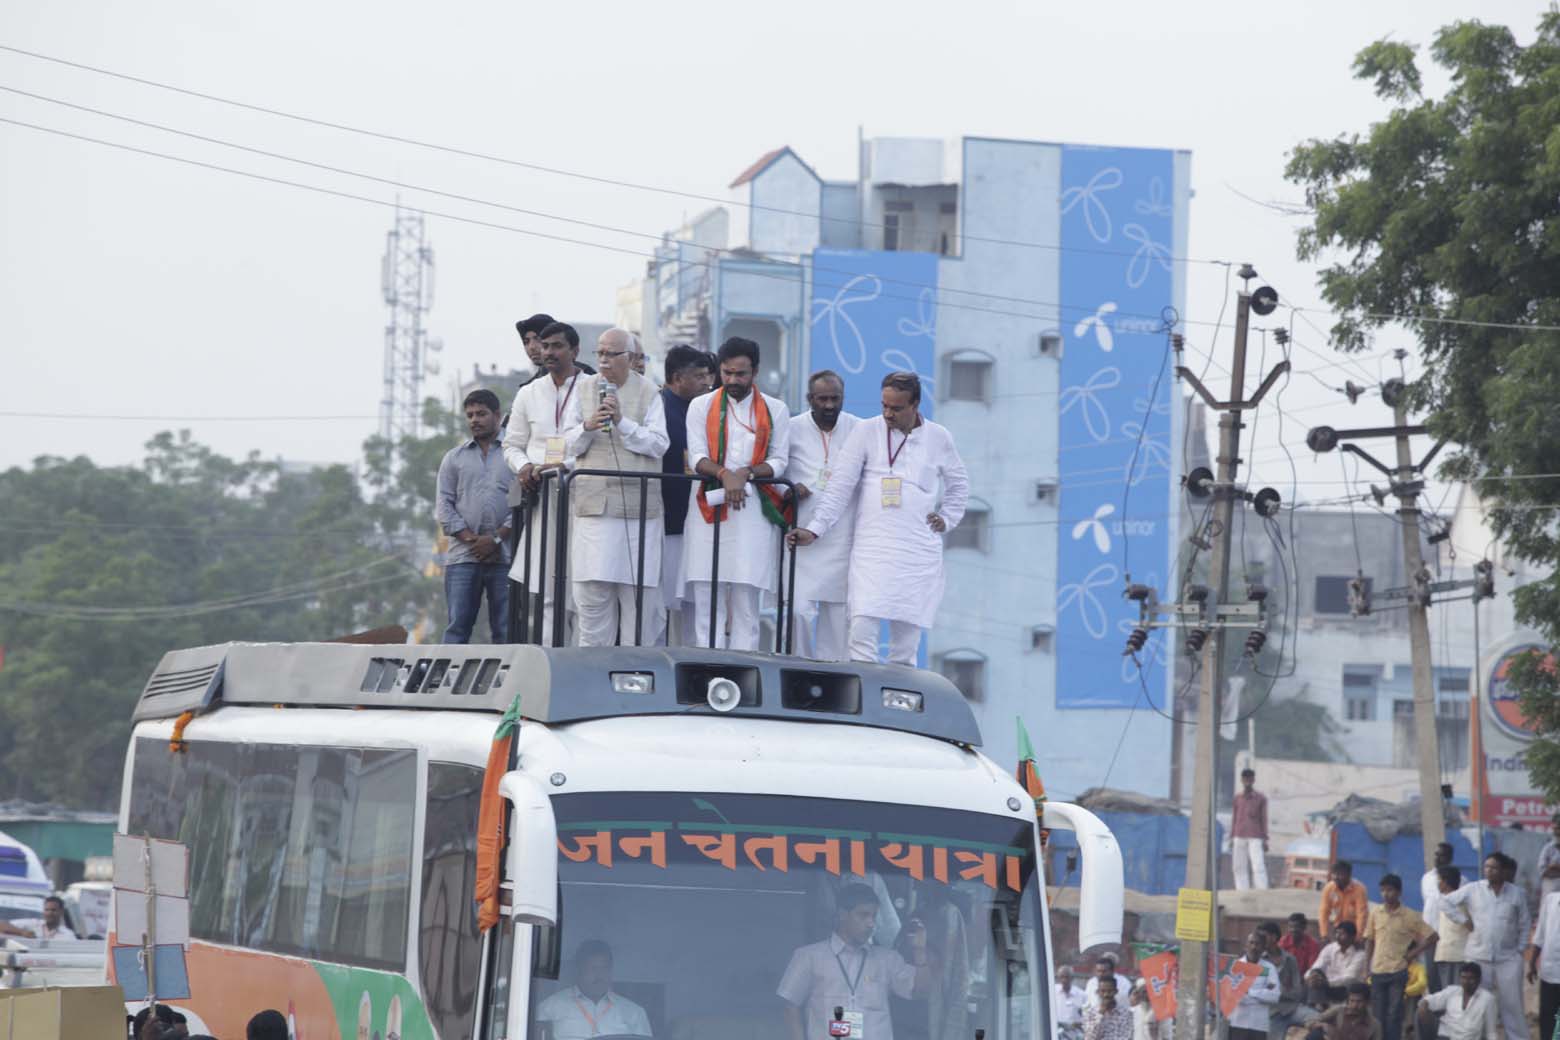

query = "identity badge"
[544, 436, 566, 465]
[880, 476, 902, 508]
[843, 1010, 865, 1037]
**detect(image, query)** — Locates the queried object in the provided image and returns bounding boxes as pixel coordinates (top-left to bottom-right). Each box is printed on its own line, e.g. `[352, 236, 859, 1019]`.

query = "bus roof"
[133, 642, 982, 747]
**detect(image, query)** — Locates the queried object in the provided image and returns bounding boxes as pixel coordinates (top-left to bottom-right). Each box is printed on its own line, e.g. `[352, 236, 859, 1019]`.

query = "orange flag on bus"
[475, 694, 523, 933]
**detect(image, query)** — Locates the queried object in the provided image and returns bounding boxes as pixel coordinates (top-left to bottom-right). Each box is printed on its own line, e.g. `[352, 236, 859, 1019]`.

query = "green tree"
[0, 403, 464, 808]
[1285, 14, 1560, 793]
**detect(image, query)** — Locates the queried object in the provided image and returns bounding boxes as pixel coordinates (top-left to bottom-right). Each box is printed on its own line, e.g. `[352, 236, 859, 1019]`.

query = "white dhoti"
[660, 533, 693, 646]
[507, 485, 576, 646]
[788, 410, 859, 661]
[795, 600, 850, 661]
[570, 513, 664, 648]
[849, 616, 921, 666]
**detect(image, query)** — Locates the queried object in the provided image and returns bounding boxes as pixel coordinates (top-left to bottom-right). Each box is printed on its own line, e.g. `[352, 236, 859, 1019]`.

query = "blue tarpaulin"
[1048, 810, 1222, 896]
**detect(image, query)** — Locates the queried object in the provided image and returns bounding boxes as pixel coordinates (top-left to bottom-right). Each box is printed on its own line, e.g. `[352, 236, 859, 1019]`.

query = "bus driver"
[536, 939, 653, 1038]
[778, 884, 931, 1040]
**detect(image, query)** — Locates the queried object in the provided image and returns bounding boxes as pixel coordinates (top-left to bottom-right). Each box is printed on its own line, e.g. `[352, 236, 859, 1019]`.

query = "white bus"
[115, 640, 1123, 1040]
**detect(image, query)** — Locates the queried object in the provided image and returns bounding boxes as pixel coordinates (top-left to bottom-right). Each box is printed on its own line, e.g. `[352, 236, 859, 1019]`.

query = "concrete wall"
[747, 152, 822, 258]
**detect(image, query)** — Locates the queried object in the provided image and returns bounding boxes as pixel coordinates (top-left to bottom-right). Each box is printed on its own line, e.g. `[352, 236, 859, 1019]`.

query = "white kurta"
[681, 389, 791, 592]
[563, 388, 671, 585]
[788, 410, 861, 605]
[804, 415, 969, 628]
[502, 370, 587, 585]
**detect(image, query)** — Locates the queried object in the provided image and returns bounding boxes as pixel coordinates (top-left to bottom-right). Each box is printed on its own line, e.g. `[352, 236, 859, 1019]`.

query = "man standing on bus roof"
[658, 346, 714, 646]
[436, 389, 514, 645]
[778, 883, 930, 1040]
[565, 328, 671, 648]
[788, 372, 968, 666]
[683, 337, 791, 651]
[787, 370, 860, 661]
[537, 940, 653, 1039]
[503, 321, 588, 645]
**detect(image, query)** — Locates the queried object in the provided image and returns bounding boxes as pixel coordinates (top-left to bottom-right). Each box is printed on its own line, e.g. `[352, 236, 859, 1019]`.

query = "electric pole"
[1305, 376, 1466, 868]
[1147, 265, 1289, 1039]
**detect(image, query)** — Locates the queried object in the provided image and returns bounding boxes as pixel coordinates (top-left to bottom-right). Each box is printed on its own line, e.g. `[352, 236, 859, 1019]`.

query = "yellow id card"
[544, 436, 566, 465]
[881, 476, 902, 507]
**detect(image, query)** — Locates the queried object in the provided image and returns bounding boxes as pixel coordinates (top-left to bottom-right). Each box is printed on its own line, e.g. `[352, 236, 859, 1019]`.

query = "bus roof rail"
[132, 643, 982, 746]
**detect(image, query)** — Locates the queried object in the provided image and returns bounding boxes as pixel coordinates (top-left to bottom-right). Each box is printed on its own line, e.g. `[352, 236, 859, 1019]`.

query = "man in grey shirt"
[1441, 853, 1530, 1040]
[778, 884, 930, 1040]
[436, 389, 514, 643]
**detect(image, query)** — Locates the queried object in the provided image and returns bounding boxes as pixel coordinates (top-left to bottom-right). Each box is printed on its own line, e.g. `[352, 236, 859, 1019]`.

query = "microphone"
[598, 381, 613, 431]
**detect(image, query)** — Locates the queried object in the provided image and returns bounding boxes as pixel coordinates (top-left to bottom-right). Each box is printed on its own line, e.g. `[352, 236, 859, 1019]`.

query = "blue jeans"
[443, 562, 510, 644]
[1370, 970, 1407, 1040]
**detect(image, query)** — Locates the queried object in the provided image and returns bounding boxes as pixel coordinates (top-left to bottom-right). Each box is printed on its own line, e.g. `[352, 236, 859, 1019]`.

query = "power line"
[0, 410, 378, 421]
[0, 42, 1236, 269]
[0, 115, 1216, 333]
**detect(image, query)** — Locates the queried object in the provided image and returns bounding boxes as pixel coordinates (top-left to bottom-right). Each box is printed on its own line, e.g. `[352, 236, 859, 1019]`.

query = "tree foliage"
[1285, 13, 1560, 796]
[0, 403, 466, 808]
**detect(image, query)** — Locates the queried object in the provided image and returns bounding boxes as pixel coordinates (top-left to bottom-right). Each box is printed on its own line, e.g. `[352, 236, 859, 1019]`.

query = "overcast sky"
[1, 0, 1543, 545]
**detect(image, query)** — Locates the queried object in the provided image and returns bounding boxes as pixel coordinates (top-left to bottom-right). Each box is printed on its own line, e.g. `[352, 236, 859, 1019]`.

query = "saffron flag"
[1015, 717, 1046, 809]
[1140, 950, 1179, 1021]
[475, 694, 522, 933]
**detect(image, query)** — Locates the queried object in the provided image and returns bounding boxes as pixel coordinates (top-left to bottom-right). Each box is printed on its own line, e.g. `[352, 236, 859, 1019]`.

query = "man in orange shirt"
[1321, 861, 1371, 936]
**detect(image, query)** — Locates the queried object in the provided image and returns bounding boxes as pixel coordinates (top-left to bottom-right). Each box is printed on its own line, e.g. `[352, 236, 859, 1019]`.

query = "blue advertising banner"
[808, 249, 938, 421]
[1056, 147, 1176, 709]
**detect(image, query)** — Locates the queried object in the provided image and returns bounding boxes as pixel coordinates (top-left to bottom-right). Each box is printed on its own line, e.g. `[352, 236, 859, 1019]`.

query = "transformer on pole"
[379, 203, 440, 444]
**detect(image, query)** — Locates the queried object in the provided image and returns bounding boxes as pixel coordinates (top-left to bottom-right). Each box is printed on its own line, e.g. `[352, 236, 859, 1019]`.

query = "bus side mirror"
[498, 771, 559, 926]
[1041, 801, 1123, 951]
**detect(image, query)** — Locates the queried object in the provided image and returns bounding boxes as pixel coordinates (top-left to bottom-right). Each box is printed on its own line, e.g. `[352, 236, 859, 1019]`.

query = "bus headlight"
[611, 672, 654, 694]
[883, 689, 923, 713]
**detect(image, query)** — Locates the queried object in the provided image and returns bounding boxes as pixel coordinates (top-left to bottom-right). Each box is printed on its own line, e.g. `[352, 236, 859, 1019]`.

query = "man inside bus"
[0, 893, 75, 939]
[503, 320, 588, 644]
[777, 883, 931, 1040]
[565, 327, 670, 647]
[536, 939, 653, 1038]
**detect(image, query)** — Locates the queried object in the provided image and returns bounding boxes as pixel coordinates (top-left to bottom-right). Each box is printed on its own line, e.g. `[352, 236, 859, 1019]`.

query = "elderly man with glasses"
[564, 327, 670, 647]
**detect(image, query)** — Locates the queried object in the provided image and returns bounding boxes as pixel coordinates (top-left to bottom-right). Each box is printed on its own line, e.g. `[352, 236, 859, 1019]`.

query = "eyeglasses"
[595, 349, 629, 360]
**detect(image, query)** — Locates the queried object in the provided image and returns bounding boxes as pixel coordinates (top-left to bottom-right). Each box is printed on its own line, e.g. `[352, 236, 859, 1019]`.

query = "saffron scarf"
[696, 388, 793, 529]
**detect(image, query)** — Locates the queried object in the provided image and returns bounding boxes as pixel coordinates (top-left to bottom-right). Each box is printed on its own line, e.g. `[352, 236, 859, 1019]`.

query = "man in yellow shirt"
[1364, 874, 1437, 1040]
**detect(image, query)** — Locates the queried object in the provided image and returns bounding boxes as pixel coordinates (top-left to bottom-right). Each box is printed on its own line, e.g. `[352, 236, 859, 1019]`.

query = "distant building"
[625, 134, 1194, 795]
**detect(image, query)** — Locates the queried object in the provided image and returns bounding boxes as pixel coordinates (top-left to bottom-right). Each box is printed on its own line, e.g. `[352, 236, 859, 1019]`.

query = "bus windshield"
[526, 791, 1047, 1040]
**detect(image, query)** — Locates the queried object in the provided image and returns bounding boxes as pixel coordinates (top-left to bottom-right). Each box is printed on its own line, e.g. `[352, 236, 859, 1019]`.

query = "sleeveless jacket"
[573, 370, 665, 520]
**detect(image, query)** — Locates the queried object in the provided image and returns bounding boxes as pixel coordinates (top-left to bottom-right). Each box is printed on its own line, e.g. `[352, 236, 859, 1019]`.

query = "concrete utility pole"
[1169, 266, 1289, 1039]
[1390, 391, 1448, 860]
[1304, 377, 1451, 869]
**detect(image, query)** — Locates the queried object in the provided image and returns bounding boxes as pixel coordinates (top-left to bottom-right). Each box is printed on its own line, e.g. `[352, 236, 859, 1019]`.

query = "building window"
[1028, 626, 1054, 652]
[942, 350, 995, 405]
[1343, 667, 1378, 721]
[884, 213, 901, 251]
[945, 500, 990, 552]
[936, 649, 987, 701]
[1033, 480, 1058, 505]
[1315, 575, 1369, 615]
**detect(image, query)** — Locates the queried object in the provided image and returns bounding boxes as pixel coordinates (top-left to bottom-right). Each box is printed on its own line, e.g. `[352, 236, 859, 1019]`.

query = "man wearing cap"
[778, 883, 931, 1040]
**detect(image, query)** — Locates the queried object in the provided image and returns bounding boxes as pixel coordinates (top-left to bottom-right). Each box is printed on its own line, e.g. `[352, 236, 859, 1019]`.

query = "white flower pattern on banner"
[1060, 167, 1124, 243]
[1072, 503, 1115, 554]
[895, 288, 936, 339]
[809, 274, 881, 375]
[1073, 302, 1118, 352]
[881, 349, 936, 391]
[1057, 563, 1119, 640]
[1123, 223, 1172, 289]
[1119, 422, 1170, 484]
[1058, 366, 1122, 443]
[1134, 177, 1172, 219]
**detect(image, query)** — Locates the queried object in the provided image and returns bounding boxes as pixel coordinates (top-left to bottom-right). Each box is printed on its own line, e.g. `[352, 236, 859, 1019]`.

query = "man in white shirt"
[787, 371, 860, 661]
[1057, 965, 1088, 1040]
[536, 940, 653, 1039]
[0, 894, 75, 940]
[565, 328, 671, 647]
[1526, 888, 1560, 1040]
[1308, 922, 1370, 1006]
[504, 321, 589, 645]
[1085, 952, 1133, 1009]
[789, 372, 969, 666]
[683, 338, 791, 651]
[1422, 842, 1456, 993]
[1538, 814, 1560, 899]
[1418, 963, 1498, 1040]
[1436, 866, 1472, 990]
[1441, 853, 1529, 1040]
[1229, 931, 1283, 1040]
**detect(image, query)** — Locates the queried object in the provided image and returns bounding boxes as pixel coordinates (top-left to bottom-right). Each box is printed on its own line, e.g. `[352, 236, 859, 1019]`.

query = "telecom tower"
[379, 204, 440, 443]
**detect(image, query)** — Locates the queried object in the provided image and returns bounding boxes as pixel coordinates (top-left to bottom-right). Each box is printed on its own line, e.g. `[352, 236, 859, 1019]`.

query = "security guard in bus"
[536, 939, 653, 1038]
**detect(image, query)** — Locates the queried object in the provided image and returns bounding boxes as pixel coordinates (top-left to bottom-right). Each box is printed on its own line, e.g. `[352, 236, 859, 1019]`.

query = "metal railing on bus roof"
[506, 468, 799, 653]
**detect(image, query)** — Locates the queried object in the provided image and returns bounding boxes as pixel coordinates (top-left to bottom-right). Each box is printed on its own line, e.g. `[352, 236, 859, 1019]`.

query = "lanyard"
[835, 947, 867, 996]
[728, 394, 757, 435]
[573, 994, 613, 1035]
[554, 371, 580, 428]
[820, 427, 833, 464]
[886, 425, 910, 471]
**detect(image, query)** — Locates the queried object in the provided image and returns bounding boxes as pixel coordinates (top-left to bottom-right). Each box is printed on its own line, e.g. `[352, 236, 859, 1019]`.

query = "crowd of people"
[1057, 822, 1560, 1040]
[125, 1005, 286, 1040]
[435, 317, 969, 665]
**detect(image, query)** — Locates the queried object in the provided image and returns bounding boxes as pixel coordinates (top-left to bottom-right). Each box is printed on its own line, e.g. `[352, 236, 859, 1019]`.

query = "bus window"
[127, 737, 417, 971]
[419, 762, 484, 1040]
